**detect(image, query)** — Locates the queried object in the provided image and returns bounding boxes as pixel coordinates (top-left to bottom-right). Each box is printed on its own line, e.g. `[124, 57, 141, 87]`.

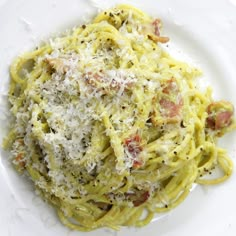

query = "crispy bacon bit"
[162, 78, 179, 95]
[132, 160, 143, 168]
[125, 191, 150, 207]
[124, 134, 143, 157]
[152, 19, 161, 36]
[159, 78, 182, 118]
[160, 98, 182, 118]
[206, 101, 234, 130]
[124, 134, 143, 168]
[84, 72, 103, 87]
[151, 79, 183, 125]
[84, 71, 134, 93]
[141, 19, 169, 44]
[15, 153, 26, 168]
[133, 191, 150, 206]
[215, 111, 232, 129]
[147, 34, 169, 43]
[206, 117, 215, 129]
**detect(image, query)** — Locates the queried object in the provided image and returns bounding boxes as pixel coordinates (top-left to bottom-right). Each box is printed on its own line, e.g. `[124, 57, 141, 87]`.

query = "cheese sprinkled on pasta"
[3, 4, 235, 231]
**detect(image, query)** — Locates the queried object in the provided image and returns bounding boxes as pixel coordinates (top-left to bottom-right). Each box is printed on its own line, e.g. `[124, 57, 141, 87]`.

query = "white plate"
[1, 0, 236, 235]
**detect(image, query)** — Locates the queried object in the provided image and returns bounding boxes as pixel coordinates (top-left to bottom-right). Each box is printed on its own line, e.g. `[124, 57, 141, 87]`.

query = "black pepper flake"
[162, 160, 165, 164]
[81, 40, 84, 44]
[81, 25, 86, 29]
[173, 151, 177, 155]
[51, 128, 56, 134]
[209, 172, 212, 175]
[180, 120, 186, 128]
[71, 196, 78, 200]
[165, 204, 168, 208]
[104, 12, 107, 15]
[109, 12, 113, 17]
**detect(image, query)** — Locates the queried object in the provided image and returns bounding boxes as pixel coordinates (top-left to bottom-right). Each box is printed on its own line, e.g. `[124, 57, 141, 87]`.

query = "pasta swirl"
[3, 4, 235, 231]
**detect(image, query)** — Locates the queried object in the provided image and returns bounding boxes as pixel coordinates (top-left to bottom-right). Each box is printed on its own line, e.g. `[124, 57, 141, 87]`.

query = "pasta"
[3, 4, 235, 231]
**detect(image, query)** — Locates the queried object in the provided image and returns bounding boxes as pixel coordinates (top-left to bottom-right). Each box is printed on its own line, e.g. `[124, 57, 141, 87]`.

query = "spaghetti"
[3, 4, 235, 231]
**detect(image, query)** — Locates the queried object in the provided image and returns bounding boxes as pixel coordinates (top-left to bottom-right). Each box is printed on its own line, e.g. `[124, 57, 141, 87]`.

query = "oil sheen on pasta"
[3, 4, 235, 231]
